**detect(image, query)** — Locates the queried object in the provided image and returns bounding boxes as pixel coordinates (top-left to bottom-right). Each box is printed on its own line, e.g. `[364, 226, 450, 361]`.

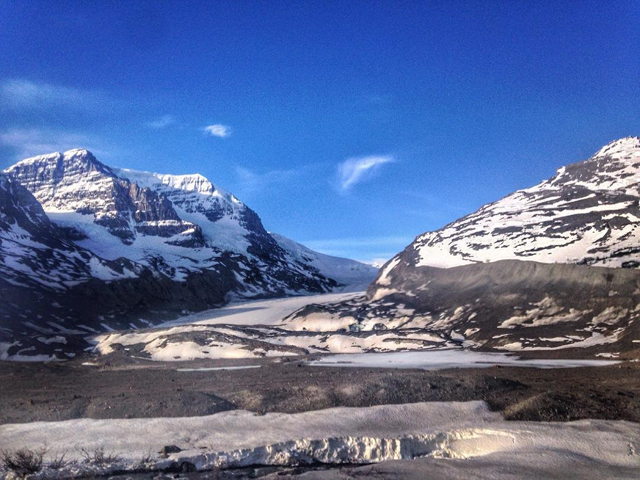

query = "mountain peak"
[592, 136, 640, 161]
[6, 148, 111, 176]
[113, 168, 242, 207]
[63, 147, 92, 158]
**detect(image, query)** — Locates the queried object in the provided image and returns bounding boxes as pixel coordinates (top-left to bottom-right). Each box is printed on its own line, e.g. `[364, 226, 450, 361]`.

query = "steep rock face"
[0, 173, 134, 291]
[0, 173, 59, 244]
[113, 168, 286, 260]
[402, 137, 639, 270]
[5, 149, 202, 246]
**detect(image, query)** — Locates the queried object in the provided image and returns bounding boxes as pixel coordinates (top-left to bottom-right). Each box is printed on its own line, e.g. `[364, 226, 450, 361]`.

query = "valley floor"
[1, 353, 639, 479]
[1, 293, 639, 479]
[1, 354, 638, 425]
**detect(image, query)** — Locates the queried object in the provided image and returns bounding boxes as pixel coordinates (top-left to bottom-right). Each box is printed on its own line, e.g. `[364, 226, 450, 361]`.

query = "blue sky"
[0, 1, 637, 263]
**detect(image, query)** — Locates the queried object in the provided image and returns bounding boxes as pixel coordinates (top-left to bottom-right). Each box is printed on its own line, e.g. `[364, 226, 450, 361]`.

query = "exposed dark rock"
[160, 445, 182, 458]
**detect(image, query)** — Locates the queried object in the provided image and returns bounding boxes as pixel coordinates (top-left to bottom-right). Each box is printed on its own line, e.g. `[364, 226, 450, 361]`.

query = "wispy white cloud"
[203, 124, 231, 138]
[0, 128, 104, 160]
[337, 154, 394, 191]
[0, 78, 115, 111]
[146, 114, 175, 129]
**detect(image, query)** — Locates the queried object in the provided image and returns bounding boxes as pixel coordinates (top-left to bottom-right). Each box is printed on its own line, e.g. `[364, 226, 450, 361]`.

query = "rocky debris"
[351, 260, 640, 354]
[1, 356, 638, 425]
[160, 445, 182, 458]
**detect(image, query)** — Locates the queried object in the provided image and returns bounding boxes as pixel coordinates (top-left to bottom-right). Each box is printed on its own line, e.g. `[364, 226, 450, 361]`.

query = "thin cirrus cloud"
[203, 124, 232, 138]
[146, 114, 175, 129]
[337, 154, 395, 191]
[0, 78, 115, 111]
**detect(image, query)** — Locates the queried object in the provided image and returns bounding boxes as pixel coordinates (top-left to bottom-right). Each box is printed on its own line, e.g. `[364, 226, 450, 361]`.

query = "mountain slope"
[405, 136, 639, 269]
[270, 233, 378, 290]
[0, 172, 150, 359]
[0, 172, 136, 292]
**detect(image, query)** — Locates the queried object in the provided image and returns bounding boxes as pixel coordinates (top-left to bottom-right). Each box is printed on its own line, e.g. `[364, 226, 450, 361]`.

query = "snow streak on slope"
[404, 137, 640, 269]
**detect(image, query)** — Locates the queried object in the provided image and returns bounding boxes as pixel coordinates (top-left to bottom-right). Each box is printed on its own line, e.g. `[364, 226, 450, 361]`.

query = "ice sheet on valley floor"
[93, 324, 454, 361]
[309, 350, 620, 370]
[0, 401, 638, 478]
[159, 291, 363, 327]
[92, 292, 627, 362]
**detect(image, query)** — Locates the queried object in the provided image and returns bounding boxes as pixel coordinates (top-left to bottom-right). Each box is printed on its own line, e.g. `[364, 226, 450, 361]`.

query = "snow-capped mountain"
[403, 136, 639, 270]
[4, 149, 375, 291]
[5, 149, 203, 248]
[1, 149, 375, 359]
[359, 137, 640, 355]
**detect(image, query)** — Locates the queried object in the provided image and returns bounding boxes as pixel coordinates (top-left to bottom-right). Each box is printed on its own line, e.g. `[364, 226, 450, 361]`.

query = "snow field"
[0, 401, 638, 478]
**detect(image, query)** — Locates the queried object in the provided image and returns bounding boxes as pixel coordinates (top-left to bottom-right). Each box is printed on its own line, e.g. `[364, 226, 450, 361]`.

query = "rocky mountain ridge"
[402, 136, 639, 269]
